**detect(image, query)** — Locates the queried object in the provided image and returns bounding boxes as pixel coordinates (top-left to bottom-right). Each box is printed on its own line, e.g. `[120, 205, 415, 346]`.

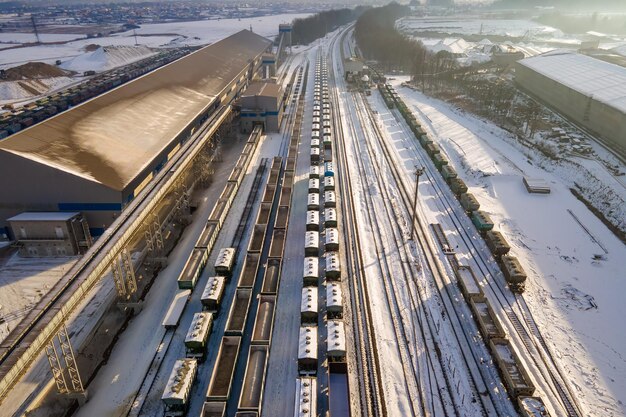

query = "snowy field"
[0, 32, 87, 45]
[391, 79, 626, 416]
[0, 13, 310, 70]
[397, 16, 626, 59]
[398, 16, 566, 39]
[0, 254, 78, 342]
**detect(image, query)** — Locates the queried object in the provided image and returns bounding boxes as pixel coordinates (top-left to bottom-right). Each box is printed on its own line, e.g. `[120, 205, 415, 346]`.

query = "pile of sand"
[2, 62, 72, 81]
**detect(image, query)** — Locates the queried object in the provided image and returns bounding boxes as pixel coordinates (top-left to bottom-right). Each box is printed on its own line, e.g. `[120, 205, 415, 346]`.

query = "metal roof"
[0, 30, 271, 191]
[7, 212, 80, 222]
[518, 51, 626, 114]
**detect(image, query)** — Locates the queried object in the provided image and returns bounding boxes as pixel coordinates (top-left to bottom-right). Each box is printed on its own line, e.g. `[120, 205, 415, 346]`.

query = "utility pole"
[410, 166, 425, 240]
[31, 15, 41, 44]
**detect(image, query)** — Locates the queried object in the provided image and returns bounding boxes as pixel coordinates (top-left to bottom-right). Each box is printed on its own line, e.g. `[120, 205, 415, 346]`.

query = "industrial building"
[7, 212, 92, 257]
[238, 82, 283, 132]
[278, 23, 292, 46]
[0, 30, 272, 237]
[262, 54, 277, 78]
[515, 51, 626, 157]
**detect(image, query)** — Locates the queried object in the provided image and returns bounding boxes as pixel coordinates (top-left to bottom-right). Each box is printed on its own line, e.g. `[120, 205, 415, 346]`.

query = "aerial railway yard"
[0, 20, 607, 417]
[328, 24, 584, 417]
[375, 77, 582, 417]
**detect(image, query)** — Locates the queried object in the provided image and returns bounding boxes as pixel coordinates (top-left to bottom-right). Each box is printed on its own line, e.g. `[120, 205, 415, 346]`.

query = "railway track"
[335, 35, 455, 417]
[337, 61, 424, 417]
[353, 90, 497, 416]
[380, 86, 584, 417]
[337, 29, 511, 416]
[328, 29, 385, 417]
[333, 30, 474, 417]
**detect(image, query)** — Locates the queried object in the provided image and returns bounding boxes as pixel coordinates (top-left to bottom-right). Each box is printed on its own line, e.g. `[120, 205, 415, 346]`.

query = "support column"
[44, 324, 87, 402]
[57, 325, 84, 395]
[121, 248, 137, 296]
[111, 257, 127, 298]
[45, 340, 68, 394]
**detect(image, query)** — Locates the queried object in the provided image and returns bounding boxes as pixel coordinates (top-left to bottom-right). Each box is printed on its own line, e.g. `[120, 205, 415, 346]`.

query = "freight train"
[379, 83, 529, 294]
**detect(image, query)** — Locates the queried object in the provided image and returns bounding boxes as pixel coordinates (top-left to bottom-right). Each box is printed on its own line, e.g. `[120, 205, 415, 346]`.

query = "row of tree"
[354, 2, 545, 141]
[292, 7, 368, 46]
[354, 3, 427, 71]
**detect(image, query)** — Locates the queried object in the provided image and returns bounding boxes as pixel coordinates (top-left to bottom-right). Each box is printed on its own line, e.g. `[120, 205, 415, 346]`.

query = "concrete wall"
[0, 151, 122, 236]
[239, 93, 282, 132]
[515, 63, 626, 157]
[9, 217, 83, 257]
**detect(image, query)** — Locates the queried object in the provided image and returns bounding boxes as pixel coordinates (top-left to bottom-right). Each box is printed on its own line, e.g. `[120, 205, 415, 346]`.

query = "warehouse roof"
[0, 30, 271, 191]
[517, 51, 626, 114]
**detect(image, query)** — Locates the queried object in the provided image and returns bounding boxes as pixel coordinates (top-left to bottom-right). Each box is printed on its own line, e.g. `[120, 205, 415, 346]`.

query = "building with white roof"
[515, 51, 626, 157]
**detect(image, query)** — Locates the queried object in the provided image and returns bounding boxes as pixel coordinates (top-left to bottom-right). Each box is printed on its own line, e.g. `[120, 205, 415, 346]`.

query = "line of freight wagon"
[297, 54, 350, 417]
[159, 124, 264, 417]
[379, 83, 550, 417]
[453, 263, 551, 417]
[202, 65, 308, 417]
[379, 82, 527, 293]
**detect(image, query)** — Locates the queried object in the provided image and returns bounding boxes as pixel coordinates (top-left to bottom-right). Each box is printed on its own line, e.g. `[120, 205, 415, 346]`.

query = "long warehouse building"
[0, 29, 272, 237]
[515, 50, 626, 158]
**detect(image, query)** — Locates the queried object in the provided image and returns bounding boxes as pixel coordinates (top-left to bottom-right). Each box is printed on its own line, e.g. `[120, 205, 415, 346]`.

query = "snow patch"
[61, 45, 156, 72]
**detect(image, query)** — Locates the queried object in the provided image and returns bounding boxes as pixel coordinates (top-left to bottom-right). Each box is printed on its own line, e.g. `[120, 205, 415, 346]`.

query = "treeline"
[354, 3, 420, 70]
[355, 2, 458, 78]
[354, 3, 543, 140]
[292, 7, 367, 45]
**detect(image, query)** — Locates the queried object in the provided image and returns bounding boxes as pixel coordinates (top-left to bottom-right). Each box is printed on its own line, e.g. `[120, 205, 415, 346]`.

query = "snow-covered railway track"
[353, 92, 497, 417]
[342, 74, 427, 417]
[334, 29, 496, 417]
[329, 28, 385, 417]
[382, 91, 584, 417]
[126, 330, 175, 417]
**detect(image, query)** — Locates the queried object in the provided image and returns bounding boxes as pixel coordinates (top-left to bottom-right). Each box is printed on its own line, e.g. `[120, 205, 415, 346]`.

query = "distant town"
[0, 1, 328, 33]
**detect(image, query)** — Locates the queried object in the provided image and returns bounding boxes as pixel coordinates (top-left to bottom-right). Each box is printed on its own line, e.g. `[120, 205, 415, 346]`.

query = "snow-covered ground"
[0, 13, 310, 70]
[60, 45, 156, 73]
[397, 16, 626, 61]
[391, 80, 626, 416]
[0, 32, 87, 45]
[397, 16, 559, 38]
[0, 254, 78, 343]
[0, 76, 75, 103]
[124, 13, 307, 46]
